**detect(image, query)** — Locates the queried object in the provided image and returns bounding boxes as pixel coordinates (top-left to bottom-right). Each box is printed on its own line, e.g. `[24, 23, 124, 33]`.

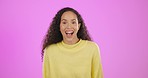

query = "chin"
[65, 38, 74, 42]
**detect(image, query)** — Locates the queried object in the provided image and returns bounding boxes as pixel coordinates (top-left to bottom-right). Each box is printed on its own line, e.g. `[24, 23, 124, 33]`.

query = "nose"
[66, 23, 72, 28]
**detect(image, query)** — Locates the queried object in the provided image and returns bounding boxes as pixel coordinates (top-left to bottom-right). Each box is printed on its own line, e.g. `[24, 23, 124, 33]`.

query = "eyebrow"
[61, 19, 67, 21]
[61, 19, 76, 21]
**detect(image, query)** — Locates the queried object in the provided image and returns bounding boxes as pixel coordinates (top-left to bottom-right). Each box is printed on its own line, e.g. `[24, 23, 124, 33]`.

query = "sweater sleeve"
[42, 48, 50, 78]
[91, 44, 104, 78]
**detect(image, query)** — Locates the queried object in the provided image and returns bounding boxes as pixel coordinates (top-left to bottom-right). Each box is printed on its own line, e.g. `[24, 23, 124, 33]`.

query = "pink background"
[0, 0, 148, 78]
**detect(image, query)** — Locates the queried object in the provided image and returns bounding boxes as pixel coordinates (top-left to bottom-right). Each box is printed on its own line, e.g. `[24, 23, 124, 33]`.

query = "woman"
[42, 7, 104, 78]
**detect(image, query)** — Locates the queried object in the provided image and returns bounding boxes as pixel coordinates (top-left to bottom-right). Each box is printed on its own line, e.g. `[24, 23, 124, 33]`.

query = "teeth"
[65, 30, 74, 34]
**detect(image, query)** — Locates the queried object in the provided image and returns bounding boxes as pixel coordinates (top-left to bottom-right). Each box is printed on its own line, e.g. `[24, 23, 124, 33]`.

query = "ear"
[78, 23, 81, 30]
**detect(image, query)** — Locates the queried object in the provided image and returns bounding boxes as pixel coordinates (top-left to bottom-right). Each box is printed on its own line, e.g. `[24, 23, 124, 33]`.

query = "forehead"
[61, 11, 78, 20]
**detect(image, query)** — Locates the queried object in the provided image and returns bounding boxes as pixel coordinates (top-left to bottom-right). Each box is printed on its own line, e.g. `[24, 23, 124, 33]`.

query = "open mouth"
[65, 30, 74, 37]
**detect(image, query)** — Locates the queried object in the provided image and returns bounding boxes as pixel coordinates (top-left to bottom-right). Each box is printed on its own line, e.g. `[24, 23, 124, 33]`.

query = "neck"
[63, 38, 80, 45]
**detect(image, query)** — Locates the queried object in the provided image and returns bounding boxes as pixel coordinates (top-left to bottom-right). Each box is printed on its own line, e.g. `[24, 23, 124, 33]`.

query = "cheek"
[60, 25, 65, 33]
[74, 25, 79, 31]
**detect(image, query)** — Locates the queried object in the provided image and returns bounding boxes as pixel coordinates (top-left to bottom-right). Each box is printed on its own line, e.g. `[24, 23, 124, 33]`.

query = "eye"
[72, 21, 76, 24]
[62, 22, 67, 24]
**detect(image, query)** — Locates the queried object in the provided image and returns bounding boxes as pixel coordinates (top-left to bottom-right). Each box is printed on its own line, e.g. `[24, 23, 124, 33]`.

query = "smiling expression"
[60, 11, 81, 44]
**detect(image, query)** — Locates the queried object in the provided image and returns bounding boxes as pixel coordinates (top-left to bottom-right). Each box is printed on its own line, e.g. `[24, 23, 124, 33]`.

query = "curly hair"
[41, 7, 92, 61]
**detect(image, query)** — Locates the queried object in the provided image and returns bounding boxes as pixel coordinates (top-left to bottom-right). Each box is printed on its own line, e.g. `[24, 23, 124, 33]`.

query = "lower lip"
[66, 33, 73, 38]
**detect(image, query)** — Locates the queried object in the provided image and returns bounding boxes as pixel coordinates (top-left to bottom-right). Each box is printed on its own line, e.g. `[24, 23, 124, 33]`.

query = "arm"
[91, 44, 104, 78]
[42, 48, 50, 78]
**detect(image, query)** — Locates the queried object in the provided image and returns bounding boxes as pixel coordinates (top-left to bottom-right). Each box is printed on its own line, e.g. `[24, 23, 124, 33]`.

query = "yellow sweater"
[42, 39, 104, 78]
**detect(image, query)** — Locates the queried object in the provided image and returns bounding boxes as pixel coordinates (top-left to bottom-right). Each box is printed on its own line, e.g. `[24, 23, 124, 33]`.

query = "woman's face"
[60, 11, 80, 44]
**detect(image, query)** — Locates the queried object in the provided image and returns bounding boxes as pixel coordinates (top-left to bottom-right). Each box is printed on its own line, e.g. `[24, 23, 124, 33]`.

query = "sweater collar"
[57, 39, 87, 51]
[61, 39, 82, 48]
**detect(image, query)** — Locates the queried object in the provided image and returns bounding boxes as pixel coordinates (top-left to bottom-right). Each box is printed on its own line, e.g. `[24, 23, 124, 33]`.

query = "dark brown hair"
[41, 7, 92, 61]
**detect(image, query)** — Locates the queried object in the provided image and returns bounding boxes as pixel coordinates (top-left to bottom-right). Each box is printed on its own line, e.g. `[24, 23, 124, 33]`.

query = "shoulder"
[83, 40, 101, 55]
[46, 43, 57, 49]
[85, 40, 100, 50]
[43, 43, 58, 54]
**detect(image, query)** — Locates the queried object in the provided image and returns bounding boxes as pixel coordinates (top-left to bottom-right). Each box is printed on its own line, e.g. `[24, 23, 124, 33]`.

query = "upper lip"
[65, 30, 74, 34]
